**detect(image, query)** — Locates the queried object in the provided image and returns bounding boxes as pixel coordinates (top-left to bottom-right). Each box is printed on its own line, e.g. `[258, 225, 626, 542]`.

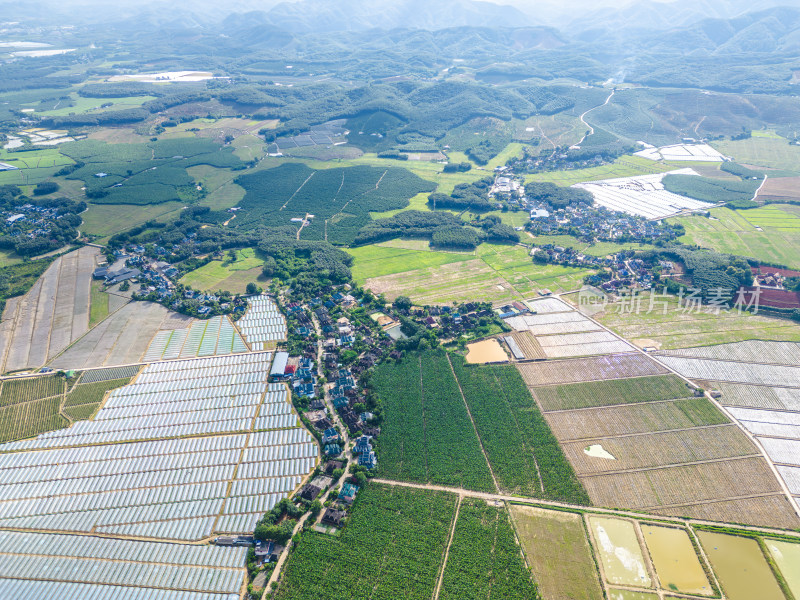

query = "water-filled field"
[588, 517, 651, 588]
[640, 525, 712, 595]
[697, 531, 784, 600]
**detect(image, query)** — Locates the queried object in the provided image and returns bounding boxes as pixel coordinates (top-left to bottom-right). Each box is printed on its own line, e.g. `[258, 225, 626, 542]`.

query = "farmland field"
[0, 247, 99, 374]
[532, 375, 691, 411]
[545, 399, 731, 441]
[80, 201, 184, 242]
[274, 485, 457, 600]
[510, 505, 603, 600]
[596, 291, 800, 349]
[233, 162, 435, 244]
[675, 206, 800, 269]
[63, 376, 133, 422]
[517, 354, 667, 387]
[438, 499, 538, 600]
[526, 155, 674, 187]
[451, 359, 590, 503]
[346, 244, 473, 281]
[713, 134, 800, 174]
[49, 301, 189, 369]
[563, 426, 756, 475]
[361, 243, 592, 304]
[369, 351, 495, 492]
[179, 248, 265, 294]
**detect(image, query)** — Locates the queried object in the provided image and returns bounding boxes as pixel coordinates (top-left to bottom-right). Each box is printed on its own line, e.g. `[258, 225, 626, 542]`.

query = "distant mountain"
[565, 0, 800, 34]
[257, 0, 533, 32]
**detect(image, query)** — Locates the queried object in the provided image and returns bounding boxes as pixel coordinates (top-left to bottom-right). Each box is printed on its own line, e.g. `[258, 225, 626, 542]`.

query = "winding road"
[576, 89, 616, 147]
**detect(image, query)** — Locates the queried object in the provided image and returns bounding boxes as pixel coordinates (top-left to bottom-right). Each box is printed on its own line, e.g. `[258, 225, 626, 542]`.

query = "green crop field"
[81, 201, 184, 241]
[0, 374, 67, 442]
[675, 206, 800, 268]
[370, 350, 496, 492]
[439, 499, 538, 600]
[596, 291, 800, 349]
[89, 279, 110, 327]
[451, 358, 590, 503]
[0, 375, 64, 406]
[533, 375, 692, 411]
[63, 377, 132, 422]
[525, 155, 673, 187]
[356, 242, 593, 304]
[742, 205, 800, 230]
[180, 248, 265, 293]
[713, 134, 800, 174]
[477, 243, 593, 297]
[0, 148, 75, 185]
[274, 485, 457, 600]
[346, 244, 474, 281]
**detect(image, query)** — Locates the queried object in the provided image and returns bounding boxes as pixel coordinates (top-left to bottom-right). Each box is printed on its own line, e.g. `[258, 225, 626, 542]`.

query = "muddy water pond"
[465, 339, 508, 364]
[641, 525, 712, 595]
[588, 516, 651, 588]
[765, 539, 800, 598]
[697, 531, 784, 600]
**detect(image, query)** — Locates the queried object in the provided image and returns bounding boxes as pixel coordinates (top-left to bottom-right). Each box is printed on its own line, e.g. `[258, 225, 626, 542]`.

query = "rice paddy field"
[596, 291, 800, 349]
[713, 132, 800, 174]
[356, 243, 592, 304]
[675, 205, 800, 269]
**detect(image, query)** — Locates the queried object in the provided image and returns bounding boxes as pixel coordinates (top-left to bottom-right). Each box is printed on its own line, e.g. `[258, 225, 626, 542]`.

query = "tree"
[310, 500, 322, 517]
[393, 296, 412, 311]
[246, 282, 261, 295]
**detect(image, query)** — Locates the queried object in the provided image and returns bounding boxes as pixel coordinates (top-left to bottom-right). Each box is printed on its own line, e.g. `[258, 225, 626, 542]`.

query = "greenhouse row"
[98, 515, 219, 541]
[143, 318, 252, 363]
[100, 393, 265, 421]
[215, 512, 261, 534]
[0, 434, 248, 473]
[107, 384, 266, 408]
[0, 579, 241, 600]
[0, 531, 247, 568]
[120, 372, 267, 395]
[0, 464, 235, 504]
[25, 417, 254, 449]
[252, 414, 297, 431]
[257, 401, 293, 417]
[143, 352, 271, 376]
[0, 554, 243, 593]
[0, 479, 229, 519]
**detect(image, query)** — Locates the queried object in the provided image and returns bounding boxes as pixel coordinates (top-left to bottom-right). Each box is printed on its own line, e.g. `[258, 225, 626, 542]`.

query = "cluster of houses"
[400, 302, 498, 341]
[527, 203, 680, 244]
[102, 245, 247, 318]
[752, 266, 800, 290]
